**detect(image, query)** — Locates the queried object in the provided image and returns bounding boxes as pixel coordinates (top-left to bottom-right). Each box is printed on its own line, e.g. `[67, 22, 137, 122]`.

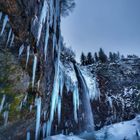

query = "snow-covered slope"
[48, 115, 140, 140]
[47, 134, 84, 140]
[95, 115, 140, 140]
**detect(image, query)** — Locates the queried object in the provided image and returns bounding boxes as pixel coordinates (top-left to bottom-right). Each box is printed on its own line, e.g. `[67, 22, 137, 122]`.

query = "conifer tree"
[80, 52, 86, 65]
[98, 48, 107, 63]
[87, 52, 94, 65]
[94, 52, 99, 62]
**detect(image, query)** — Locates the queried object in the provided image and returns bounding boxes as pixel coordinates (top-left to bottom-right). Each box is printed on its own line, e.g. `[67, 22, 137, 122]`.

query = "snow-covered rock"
[95, 115, 140, 140]
[48, 115, 140, 140]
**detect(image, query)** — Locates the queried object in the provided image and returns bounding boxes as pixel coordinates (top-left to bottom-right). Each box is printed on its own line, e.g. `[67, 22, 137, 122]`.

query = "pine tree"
[117, 51, 120, 60]
[98, 48, 107, 63]
[86, 52, 94, 65]
[94, 52, 99, 62]
[112, 53, 118, 62]
[80, 52, 86, 65]
[109, 52, 113, 62]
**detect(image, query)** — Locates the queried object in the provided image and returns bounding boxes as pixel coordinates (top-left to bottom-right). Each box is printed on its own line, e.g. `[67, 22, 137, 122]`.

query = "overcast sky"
[61, 0, 140, 61]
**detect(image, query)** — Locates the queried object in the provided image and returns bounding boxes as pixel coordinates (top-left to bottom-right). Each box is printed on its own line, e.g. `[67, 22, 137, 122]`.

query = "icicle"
[47, 0, 62, 135]
[43, 110, 47, 120]
[32, 55, 37, 88]
[6, 28, 12, 46]
[9, 33, 14, 47]
[3, 111, 8, 126]
[0, 15, 8, 36]
[59, 69, 64, 97]
[49, 0, 54, 27]
[65, 78, 71, 93]
[42, 122, 47, 138]
[56, 0, 60, 20]
[49, 37, 61, 135]
[53, 0, 60, 33]
[57, 96, 61, 124]
[29, 105, 33, 112]
[0, 12, 2, 21]
[26, 45, 30, 68]
[35, 97, 41, 140]
[37, 80, 40, 91]
[19, 101, 23, 110]
[0, 95, 6, 113]
[18, 44, 25, 58]
[26, 131, 30, 140]
[23, 94, 28, 103]
[49, 58, 60, 124]
[37, 0, 48, 46]
[52, 34, 56, 57]
[73, 84, 79, 123]
[46, 120, 52, 137]
[107, 96, 113, 109]
[53, 10, 57, 34]
[44, 16, 49, 61]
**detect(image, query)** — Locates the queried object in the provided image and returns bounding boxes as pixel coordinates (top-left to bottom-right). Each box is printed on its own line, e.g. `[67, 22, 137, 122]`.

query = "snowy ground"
[46, 134, 84, 140]
[47, 115, 140, 140]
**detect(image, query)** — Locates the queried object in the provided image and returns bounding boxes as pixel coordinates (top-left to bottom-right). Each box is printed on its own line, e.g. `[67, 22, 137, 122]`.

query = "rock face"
[0, 0, 61, 139]
[0, 19, 34, 139]
[90, 59, 140, 129]
[0, 0, 36, 42]
[0, 49, 30, 94]
[51, 56, 140, 135]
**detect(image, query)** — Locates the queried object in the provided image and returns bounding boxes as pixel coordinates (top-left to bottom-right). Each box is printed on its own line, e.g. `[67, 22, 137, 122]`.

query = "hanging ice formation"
[18, 44, 25, 58]
[57, 96, 61, 124]
[73, 84, 79, 123]
[45, 0, 67, 135]
[35, 97, 41, 140]
[49, 0, 54, 27]
[37, 0, 48, 46]
[42, 0, 99, 132]
[3, 111, 9, 126]
[26, 131, 30, 140]
[26, 45, 30, 68]
[32, 55, 37, 88]
[0, 15, 9, 36]
[44, 13, 49, 61]
[23, 93, 28, 103]
[6, 28, 12, 46]
[19, 94, 28, 110]
[42, 122, 47, 138]
[9, 33, 14, 47]
[106, 95, 113, 109]
[79, 67, 100, 100]
[0, 94, 6, 113]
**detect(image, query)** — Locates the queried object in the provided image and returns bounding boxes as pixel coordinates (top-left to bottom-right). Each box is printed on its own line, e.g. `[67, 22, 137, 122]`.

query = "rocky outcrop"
[0, 0, 61, 139]
[90, 59, 140, 129]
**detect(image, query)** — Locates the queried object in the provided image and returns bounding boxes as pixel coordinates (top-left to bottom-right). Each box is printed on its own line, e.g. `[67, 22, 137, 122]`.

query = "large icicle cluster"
[37, 0, 48, 46]
[63, 62, 80, 122]
[46, 60, 80, 136]
[35, 97, 41, 140]
[0, 13, 15, 47]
